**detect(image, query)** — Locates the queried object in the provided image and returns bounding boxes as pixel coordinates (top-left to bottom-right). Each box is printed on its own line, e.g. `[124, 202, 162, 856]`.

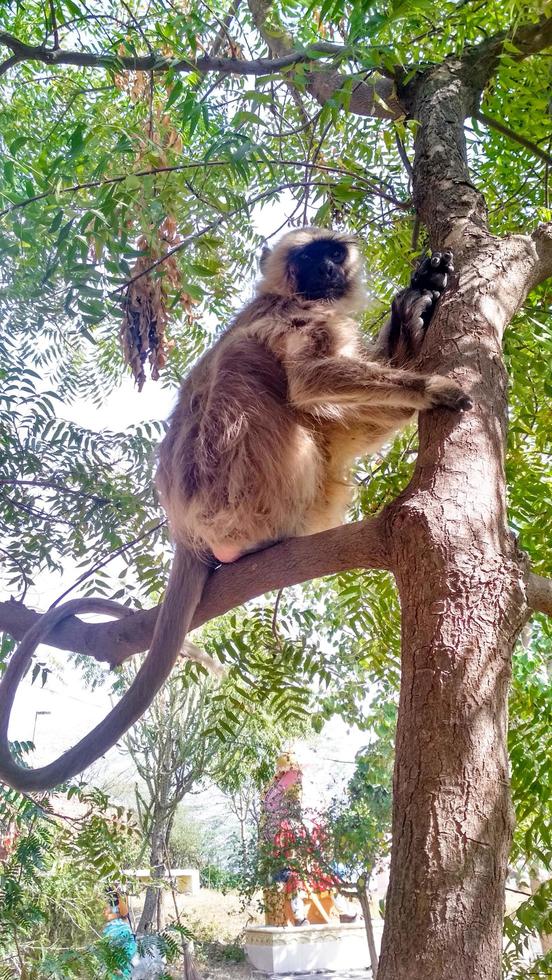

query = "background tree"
[0, 3, 551, 978]
[123, 670, 217, 934]
[124, 652, 308, 933]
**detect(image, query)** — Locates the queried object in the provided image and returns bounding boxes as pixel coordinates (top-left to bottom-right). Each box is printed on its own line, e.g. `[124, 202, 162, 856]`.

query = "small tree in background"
[324, 745, 393, 977]
[123, 668, 218, 934]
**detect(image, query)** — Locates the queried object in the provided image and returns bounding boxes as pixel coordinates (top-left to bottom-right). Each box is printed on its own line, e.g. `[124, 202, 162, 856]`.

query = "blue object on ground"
[103, 918, 137, 978]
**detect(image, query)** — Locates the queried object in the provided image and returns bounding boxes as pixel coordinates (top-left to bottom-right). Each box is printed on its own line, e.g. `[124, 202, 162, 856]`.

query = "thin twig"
[49, 0, 60, 49]
[0, 155, 408, 218]
[475, 110, 552, 166]
[50, 519, 166, 608]
[394, 128, 413, 181]
[271, 588, 284, 647]
[0, 478, 109, 504]
[0, 53, 22, 77]
[109, 179, 363, 294]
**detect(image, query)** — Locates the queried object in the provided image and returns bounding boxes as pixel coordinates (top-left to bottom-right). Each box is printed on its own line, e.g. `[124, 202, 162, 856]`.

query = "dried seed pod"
[120, 218, 185, 387]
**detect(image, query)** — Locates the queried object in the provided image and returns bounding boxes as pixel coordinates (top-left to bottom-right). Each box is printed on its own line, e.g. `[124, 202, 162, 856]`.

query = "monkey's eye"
[330, 248, 345, 262]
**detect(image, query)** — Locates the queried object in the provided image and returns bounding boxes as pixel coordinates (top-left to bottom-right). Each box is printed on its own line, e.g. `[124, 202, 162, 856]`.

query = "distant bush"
[200, 865, 242, 892]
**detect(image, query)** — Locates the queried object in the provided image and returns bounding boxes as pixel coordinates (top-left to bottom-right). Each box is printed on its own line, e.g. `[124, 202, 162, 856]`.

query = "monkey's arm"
[288, 355, 471, 415]
[372, 251, 454, 366]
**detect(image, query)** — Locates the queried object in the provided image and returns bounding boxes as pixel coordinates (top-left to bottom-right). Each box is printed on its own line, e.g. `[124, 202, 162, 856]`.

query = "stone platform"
[244, 923, 370, 974]
[252, 972, 370, 980]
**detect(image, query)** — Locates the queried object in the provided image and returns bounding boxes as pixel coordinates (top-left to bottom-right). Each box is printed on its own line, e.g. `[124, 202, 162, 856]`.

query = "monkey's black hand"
[410, 250, 454, 299]
[387, 251, 454, 363]
[410, 250, 454, 329]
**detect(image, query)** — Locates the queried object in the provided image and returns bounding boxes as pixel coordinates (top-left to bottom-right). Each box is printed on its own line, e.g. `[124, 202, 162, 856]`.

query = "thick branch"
[530, 222, 552, 287]
[398, 15, 552, 245]
[247, 0, 402, 120]
[0, 516, 390, 667]
[0, 30, 348, 77]
[470, 15, 552, 77]
[526, 572, 552, 618]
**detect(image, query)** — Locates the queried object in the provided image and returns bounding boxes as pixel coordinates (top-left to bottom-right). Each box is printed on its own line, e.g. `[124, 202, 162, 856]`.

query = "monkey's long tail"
[0, 546, 209, 793]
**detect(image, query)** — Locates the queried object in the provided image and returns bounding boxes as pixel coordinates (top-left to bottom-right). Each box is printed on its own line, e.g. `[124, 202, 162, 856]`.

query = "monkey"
[0, 227, 470, 792]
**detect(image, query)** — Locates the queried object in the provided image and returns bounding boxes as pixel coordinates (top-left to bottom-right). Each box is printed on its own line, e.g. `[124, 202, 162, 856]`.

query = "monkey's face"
[288, 238, 350, 301]
[257, 227, 364, 311]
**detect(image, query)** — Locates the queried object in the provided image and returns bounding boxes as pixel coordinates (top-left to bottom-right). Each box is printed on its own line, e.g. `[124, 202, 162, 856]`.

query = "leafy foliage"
[0, 779, 138, 978]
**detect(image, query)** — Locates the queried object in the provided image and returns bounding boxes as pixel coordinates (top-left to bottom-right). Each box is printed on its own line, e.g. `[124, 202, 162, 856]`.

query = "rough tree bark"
[358, 881, 379, 978]
[375, 55, 548, 980]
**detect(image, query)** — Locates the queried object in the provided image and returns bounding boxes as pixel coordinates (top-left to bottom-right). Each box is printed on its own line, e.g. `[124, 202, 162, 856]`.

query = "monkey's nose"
[320, 259, 338, 279]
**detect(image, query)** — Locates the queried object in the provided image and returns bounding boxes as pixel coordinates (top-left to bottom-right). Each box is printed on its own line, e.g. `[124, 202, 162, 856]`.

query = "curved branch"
[0, 515, 391, 668]
[526, 572, 552, 618]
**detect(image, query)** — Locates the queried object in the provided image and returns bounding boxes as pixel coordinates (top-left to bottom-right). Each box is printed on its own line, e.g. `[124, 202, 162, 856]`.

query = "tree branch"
[0, 516, 391, 668]
[1, 14, 550, 123]
[0, 30, 350, 78]
[529, 221, 552, 287]
[526, 572, 552, 618]
[0, 157, 408, 220]
[246, 0, 402, 120]
[474, 111, 552, 167]
[395, 15, 552, 244]
[471, 15, 552, 72]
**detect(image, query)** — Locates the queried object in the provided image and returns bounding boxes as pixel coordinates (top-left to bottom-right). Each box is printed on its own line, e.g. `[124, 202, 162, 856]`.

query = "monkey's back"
[156, 307, 326, 560]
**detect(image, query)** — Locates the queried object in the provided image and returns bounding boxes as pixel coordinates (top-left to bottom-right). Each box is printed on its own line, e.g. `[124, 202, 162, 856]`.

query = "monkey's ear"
[259, 245, 272, 272]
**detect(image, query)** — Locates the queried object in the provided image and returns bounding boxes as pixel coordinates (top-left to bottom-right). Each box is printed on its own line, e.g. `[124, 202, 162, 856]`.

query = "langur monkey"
[0, 227, 470, 791]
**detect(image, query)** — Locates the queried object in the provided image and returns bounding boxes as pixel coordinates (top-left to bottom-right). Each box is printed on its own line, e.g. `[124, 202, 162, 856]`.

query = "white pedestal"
[245, 922, 370, 973]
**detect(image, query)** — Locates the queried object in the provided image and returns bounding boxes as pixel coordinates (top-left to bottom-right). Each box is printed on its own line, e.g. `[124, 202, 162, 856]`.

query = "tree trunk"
[137, 808, 170, 934]
[358, 885, 379, 978]
[375, 56, 540, 980]
[530, 873, 552, 955]
[376, 245, 532, 979]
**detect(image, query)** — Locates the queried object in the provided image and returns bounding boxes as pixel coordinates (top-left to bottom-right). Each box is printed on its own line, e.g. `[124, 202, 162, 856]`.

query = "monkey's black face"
[289, 239, 350, 301]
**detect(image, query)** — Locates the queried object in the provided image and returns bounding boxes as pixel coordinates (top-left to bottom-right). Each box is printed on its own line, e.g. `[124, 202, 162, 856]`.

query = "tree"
[0, 3, 551, 978]
[327, 741, 393, 976]
[123, 670, 216, 935]
[124, 656, 306, 933]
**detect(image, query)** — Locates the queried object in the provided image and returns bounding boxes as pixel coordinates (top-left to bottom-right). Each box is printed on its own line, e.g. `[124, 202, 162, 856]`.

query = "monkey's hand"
[387, 251, 454, 363]
[410, 250, 454, 302]
[401, 250, 454, 331]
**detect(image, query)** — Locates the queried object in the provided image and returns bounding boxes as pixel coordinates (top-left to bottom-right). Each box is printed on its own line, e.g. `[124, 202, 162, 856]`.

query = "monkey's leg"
[288, 356, 472, 414]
